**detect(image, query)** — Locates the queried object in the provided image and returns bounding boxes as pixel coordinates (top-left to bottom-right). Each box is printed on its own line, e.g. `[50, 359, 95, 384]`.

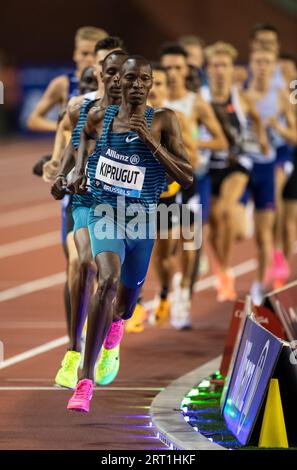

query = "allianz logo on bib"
[130, 154, 140, 165]
[106, 147, 129, 163]
[105, 148, 141, 166]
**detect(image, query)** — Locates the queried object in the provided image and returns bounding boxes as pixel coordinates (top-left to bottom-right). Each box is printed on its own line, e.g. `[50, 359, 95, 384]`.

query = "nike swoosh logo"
[137, 278, 145, 286]
[126, 135, 139, 143]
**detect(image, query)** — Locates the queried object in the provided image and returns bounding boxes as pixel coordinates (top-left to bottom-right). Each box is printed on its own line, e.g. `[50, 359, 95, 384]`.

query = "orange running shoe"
[155, 298, 171, 326]
[125, 303, 146, 333]
[273, 278, 285, 290]
[216, 271, 236, 302]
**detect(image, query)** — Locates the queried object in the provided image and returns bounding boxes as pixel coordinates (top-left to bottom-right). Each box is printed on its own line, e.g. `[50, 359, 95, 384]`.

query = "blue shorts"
[72, 193, 94, 232]
[72, 193, 94, 210]
[196, 173, 211, 223]
[72, 205, 90, 232]
[241, 161, 275, 210]
[88, 205, 155, 289]
[276, 145, 293, 168]
[61, 194, 74, 245]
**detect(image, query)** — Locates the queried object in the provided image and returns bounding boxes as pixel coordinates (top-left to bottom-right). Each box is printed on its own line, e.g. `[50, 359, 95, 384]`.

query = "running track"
[0, 138, 295, 450]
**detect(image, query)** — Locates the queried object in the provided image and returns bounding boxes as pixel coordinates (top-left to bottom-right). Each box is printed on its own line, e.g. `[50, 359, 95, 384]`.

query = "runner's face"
[207, 54, 234, 89]
[101, 55, 126, 100]
[253, 31, 279, 54]
[94, 48, 120, 84]
[149, 70, 168, 106]
[250, 50, 276, 82]
[73, 40, 96, 74]
[184, 44, 204, 68]
[161, 54, 188, 89]
[280, 59, 297, 85]
[120, 61, 153, 105]
[79, 66, 98, 94]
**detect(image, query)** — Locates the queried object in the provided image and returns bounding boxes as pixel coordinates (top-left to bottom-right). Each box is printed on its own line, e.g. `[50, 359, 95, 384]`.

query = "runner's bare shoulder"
[49, 75, 70, 103]
[88, 103, 106, 123]
[153, 107, 178, 123]
[67, 96, 85, 120]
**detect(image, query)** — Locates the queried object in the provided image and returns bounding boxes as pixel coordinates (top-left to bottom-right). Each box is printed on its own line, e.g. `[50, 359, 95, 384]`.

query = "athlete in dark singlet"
[148, 63, 197, 329]
[160, 43, 227, 328]
[204, 41, 268, 302]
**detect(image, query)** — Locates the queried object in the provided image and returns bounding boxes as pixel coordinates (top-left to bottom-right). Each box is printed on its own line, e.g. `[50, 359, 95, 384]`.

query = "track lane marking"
[0, 202, 59, 228]
[0, 272, 65, 303]
[0, 257, 259, 370]
[0, 231, 60, 259]
[2, 242, 296, 371]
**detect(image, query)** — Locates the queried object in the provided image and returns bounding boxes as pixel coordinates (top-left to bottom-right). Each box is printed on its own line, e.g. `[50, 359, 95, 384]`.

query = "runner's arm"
[268, 93, 297, 145]
[74, 107, 100, 176]
[195, 98, 228, 151]
[27, 76, 67, 132]
[58, 142, 76, 177]
[130, 109, 193, 189]
[245, 96, 270, 155]
[176, 111, 199, 169]
[68, 107, 104, 194]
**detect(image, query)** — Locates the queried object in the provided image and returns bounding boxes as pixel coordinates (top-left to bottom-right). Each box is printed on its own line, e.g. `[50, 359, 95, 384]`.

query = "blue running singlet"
[88, 105, 167, 215]
[87, 105, 167, 290]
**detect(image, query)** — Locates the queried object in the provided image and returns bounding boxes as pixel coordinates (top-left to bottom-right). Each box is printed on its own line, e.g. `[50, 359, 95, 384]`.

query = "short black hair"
[251, 24, 279, 39]
[101, 50, 128, 70]
[121, 55, 152, 74]
[151, 62, 166, 73]
[94, 36, 125, 53]
[159, 42, 188, 58]
[80, 65, 94, 77]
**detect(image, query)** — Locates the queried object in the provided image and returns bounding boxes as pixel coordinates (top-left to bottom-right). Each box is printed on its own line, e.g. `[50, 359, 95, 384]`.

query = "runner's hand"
[51, 175, 67, 200]
[267, 116, 279, 131]
[130, 114, 151, 142]
[43, 160, 60, 183]
[67, 173, 87, 195]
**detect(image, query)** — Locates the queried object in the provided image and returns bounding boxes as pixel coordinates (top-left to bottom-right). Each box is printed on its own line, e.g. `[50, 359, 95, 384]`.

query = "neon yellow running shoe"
[55, 350, 81, 389]
[95, 345, 120, 386]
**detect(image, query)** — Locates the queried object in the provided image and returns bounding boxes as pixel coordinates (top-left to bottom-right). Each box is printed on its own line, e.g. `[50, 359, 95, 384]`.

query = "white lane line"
[0, 203, 59, 228]
[0, 231, 60, 259]
[0, 247, 293, 371]
[6, 378, 55, 382]
[0, 386, 163, 391]
[0, 256, 259, 371]
[0, 336, 68, 370]
[0, 272, 65, 303]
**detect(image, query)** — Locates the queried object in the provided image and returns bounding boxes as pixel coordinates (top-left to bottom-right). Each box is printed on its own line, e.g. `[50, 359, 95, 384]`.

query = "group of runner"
[27, 24, 297, 412]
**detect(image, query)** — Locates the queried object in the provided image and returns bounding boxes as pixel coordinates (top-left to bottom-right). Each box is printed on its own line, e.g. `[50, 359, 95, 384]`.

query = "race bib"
[95, 146, 146, 198]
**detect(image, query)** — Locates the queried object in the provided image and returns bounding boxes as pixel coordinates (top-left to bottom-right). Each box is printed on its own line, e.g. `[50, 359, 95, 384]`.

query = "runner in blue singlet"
[66, 55, 193, 413]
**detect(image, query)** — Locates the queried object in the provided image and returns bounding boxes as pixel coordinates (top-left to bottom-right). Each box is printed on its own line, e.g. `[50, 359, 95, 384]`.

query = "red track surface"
[0, 139, 295, 450]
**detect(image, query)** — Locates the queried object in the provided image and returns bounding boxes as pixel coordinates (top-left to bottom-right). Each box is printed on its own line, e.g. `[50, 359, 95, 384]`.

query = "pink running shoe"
[104, 319, 124, 350]
[67, 379, 93, 413]
[274, 250, 290, 280]
[265, 250, 290, 286]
